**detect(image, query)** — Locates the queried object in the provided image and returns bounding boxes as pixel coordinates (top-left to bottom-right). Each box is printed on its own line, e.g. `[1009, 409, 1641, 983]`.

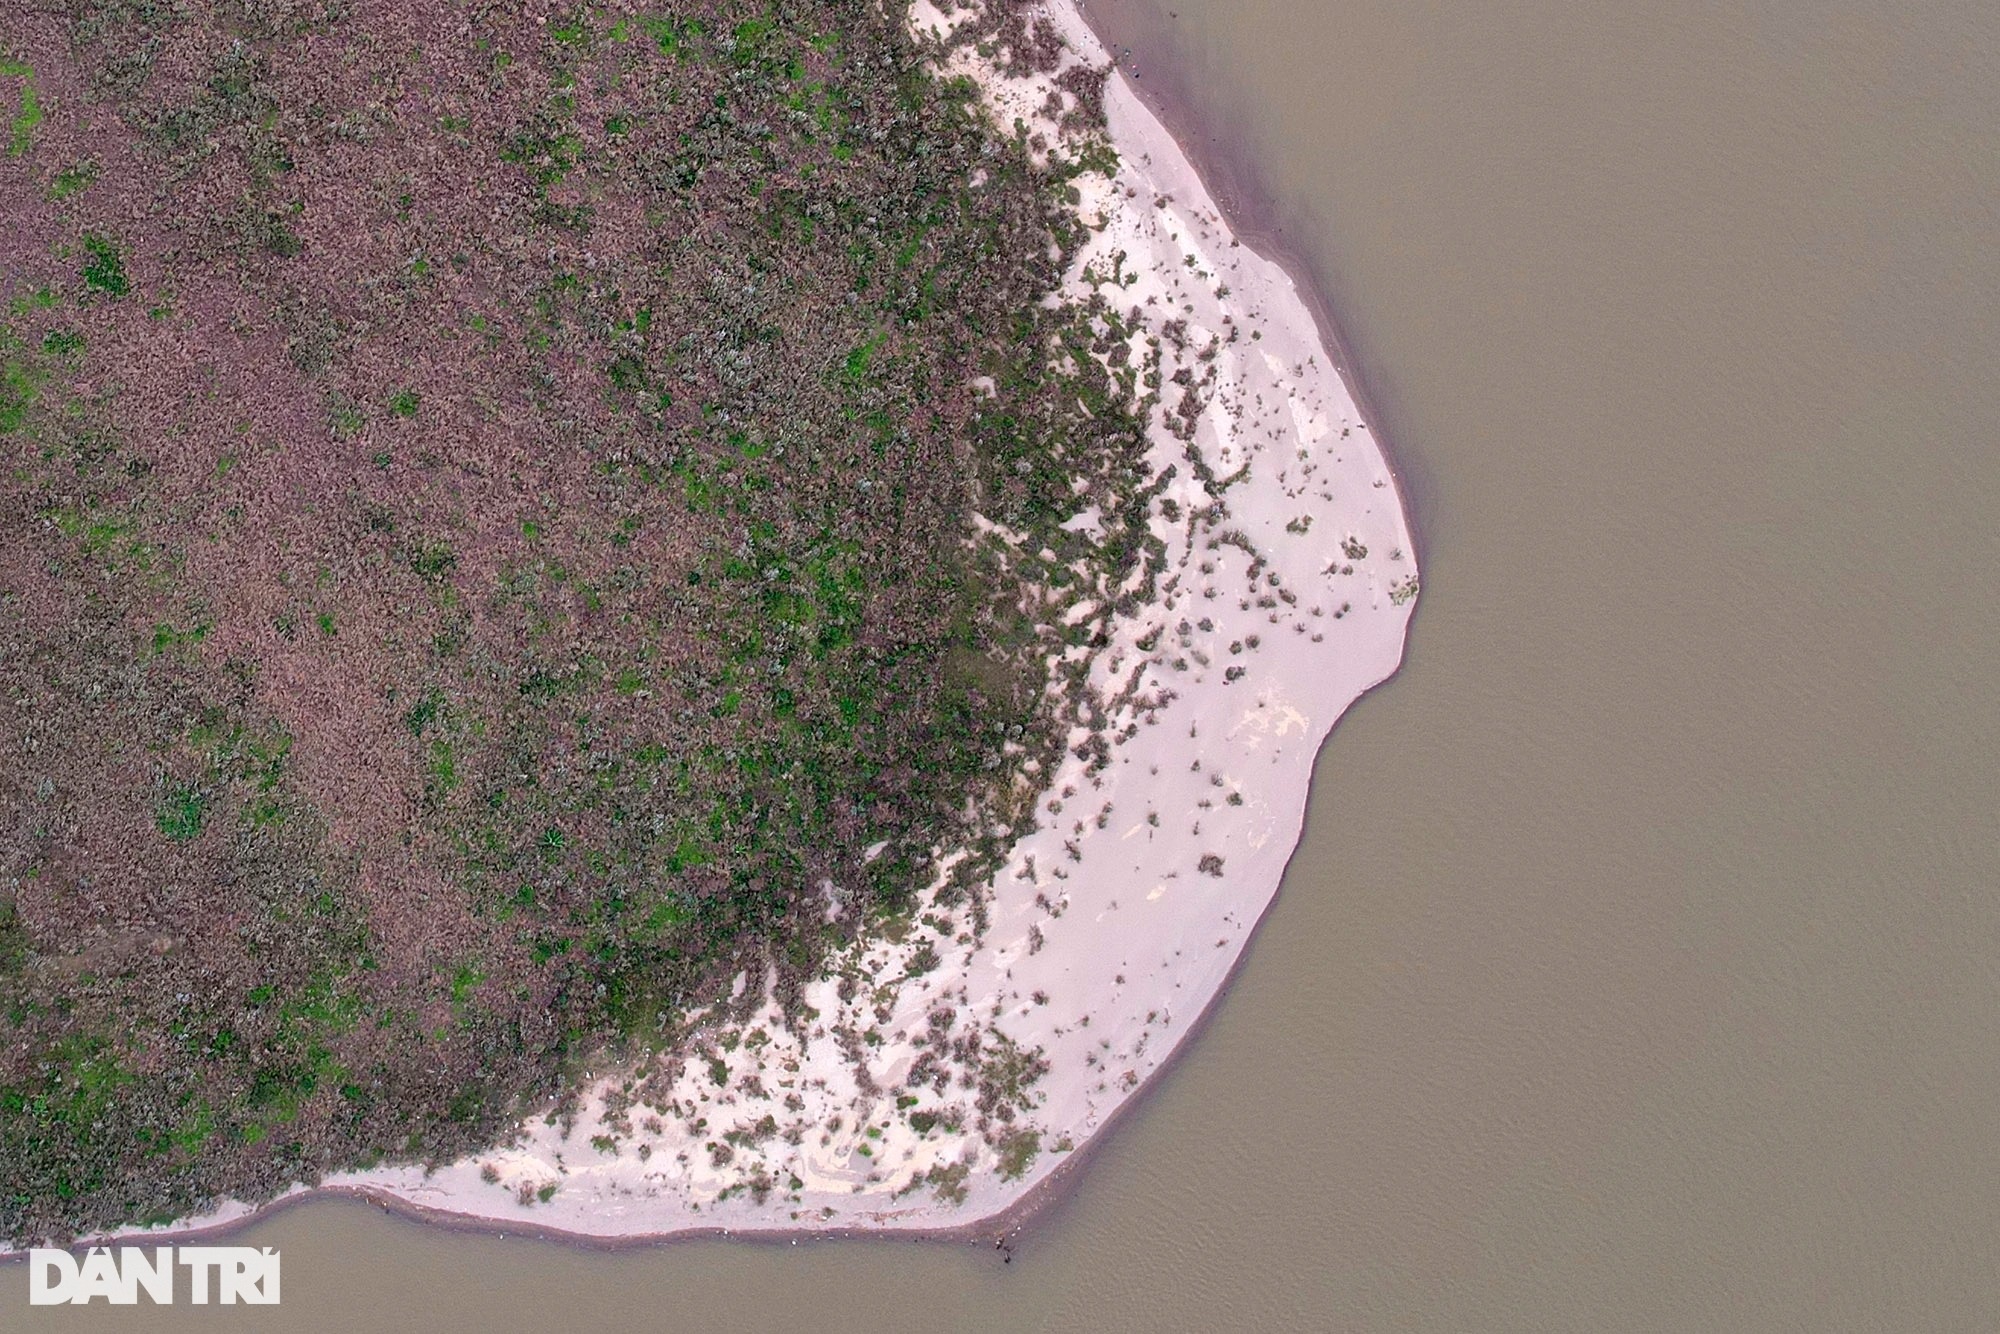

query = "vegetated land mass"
[0, 0, 1157, 1243]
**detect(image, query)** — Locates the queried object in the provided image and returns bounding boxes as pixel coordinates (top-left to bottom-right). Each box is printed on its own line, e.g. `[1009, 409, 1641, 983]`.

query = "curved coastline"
[0, 698, 1399, 1261]
[13, 0, 1419, 1256]
[1071, 0, 1429, 568]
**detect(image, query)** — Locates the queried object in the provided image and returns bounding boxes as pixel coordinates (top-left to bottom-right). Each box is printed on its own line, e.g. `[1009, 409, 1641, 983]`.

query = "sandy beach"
[61, 0, 1417, 1251]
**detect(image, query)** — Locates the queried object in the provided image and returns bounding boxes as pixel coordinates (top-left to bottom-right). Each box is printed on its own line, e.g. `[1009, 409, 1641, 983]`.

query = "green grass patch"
[1, 58, 38, 157]
[156, 783, 207, 842]
[80, 234, 129, 298]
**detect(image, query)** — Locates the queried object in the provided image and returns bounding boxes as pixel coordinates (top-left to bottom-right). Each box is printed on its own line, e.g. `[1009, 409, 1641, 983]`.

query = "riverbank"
[48, 0, 1416, 1252]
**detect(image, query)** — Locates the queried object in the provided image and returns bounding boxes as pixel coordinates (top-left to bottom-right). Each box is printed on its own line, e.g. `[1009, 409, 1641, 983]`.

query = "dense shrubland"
[0, 0, 1155, 1240]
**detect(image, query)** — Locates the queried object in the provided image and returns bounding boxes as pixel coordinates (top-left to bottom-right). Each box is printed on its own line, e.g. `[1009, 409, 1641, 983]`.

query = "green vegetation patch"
[1, 57, 38, 157]
[80, 234, 130, 298]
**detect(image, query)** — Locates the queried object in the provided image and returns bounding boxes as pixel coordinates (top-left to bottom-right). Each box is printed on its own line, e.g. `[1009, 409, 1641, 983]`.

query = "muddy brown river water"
[10, 0, 2000, 1327]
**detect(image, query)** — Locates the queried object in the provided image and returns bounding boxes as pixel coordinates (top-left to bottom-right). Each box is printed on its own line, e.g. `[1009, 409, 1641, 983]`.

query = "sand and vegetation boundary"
[1, 0, 1411, 1249]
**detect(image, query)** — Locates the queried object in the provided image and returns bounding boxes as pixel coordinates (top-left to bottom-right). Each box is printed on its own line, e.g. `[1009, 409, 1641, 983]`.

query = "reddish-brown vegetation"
[0, 0, 1149, 1242]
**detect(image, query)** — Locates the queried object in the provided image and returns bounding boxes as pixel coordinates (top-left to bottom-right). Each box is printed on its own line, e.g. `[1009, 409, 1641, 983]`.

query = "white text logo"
[27, 1246, 280, 1305]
